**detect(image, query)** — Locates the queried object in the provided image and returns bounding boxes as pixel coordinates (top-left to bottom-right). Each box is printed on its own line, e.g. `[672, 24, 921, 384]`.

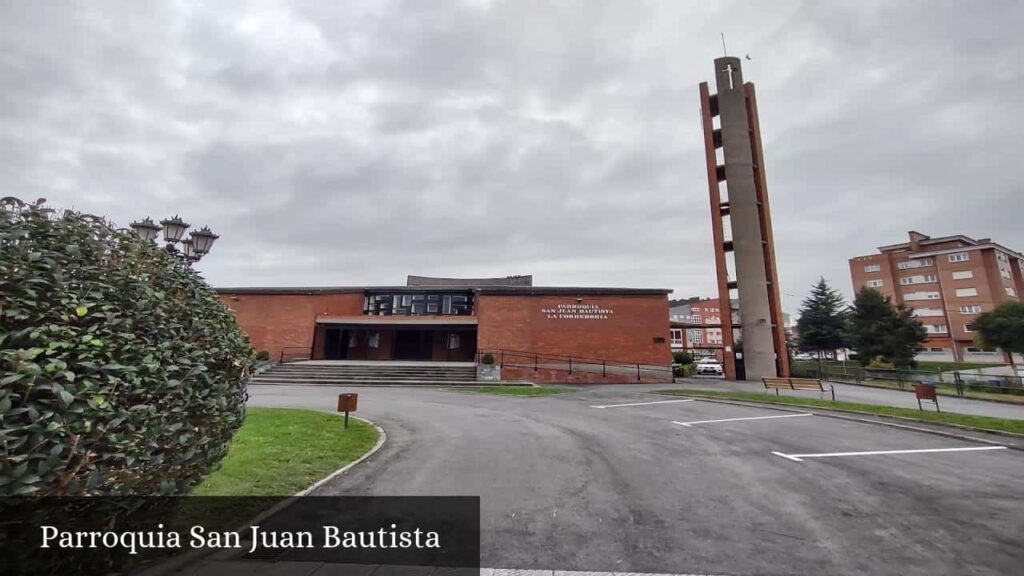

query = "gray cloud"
[2, 0, 1022, 314]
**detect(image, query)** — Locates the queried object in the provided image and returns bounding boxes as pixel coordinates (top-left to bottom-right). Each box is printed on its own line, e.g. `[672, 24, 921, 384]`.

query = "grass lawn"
[657, 389, 1024, 435]
[446, 385, 573, 396]
[194, 407, 380, 496]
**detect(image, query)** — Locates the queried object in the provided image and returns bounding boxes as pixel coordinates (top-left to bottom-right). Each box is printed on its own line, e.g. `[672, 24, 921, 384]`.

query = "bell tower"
[699, 57, 789, 381]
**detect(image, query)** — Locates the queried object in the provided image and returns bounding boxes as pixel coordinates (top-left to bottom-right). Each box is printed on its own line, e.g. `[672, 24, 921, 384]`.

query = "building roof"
[406, 274, 533, 287]
[217, 285, 672, 296]
[850, 230, 1024, 261]
[874, 230, 1024, 259]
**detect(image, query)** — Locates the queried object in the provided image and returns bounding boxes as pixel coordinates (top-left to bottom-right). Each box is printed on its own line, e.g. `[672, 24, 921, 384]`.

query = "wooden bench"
[763, 377, 835, 401]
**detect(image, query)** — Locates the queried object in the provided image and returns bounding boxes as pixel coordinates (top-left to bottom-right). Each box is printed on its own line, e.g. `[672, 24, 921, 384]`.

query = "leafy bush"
[868, 357, 895, 370]
[0, 198, 254, 496]
[481, 353, 495, 365]
[672, 351, 694, 365]
[674, 364, 695, 377]
[255, 350, 271, 361]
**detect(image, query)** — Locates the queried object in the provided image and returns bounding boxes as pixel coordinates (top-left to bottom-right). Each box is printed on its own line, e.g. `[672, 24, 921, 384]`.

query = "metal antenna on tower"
[721, 33, 728, 57]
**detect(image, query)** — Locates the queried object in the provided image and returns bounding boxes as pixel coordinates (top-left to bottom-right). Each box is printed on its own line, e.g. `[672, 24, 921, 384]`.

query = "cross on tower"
[721, 63, 736, 90]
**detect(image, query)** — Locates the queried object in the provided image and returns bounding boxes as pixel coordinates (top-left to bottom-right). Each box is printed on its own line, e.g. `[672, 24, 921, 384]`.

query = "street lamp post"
[129, 215, 219, 265]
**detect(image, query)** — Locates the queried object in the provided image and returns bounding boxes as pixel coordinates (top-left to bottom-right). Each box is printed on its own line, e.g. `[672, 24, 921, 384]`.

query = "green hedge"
[1, 198, 254, 496]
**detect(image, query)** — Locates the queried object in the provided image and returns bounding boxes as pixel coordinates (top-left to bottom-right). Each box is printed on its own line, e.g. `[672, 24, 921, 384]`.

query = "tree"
[972, 301, 1024, 369]
[847, 287, 927, 368]
[795, 278, 848, 373]
[1, 197, 254, 496]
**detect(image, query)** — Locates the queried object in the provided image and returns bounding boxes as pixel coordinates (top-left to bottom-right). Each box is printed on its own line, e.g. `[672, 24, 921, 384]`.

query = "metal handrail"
[476, 348, 673, 382]
[279, 346, 313, 363]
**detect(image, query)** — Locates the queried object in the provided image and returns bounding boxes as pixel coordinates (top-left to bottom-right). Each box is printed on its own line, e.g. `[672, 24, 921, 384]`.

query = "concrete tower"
[699, 57, 789, 381]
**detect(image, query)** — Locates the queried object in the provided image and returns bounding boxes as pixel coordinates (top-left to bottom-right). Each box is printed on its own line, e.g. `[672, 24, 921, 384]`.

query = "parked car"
[695, 360, 724, 376]
[794, 352, 815, 361]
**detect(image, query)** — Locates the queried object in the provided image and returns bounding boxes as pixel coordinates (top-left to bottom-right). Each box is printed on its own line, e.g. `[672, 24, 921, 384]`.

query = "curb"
[139, 413, 387, 576]
[658, 393, 1024, 451]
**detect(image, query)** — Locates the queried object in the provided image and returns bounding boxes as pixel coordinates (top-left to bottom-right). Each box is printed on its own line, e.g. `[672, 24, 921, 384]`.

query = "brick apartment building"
[849, 231, 1024, 364]
[669, 299, 725, 359]
[668, 298, 790, 361]
[218, 275, 674, 383]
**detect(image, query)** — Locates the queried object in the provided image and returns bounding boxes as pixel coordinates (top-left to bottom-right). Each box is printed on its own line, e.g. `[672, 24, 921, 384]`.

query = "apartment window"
[897, 258, 934, 270]
[865, 279, 883, 288]
[997, 252, 1008, 262]
[1008, 287, 1018, 297]
[951, 270, 973, 280]
[926, 324, 948, 334]
[948, 252, 970, 262]
[955, 288, 978, 297]
[964, 324, 974, 333]
[670, 328, 683, 345]
[900, 275, 938, 285]
[904, 291, 940, 301]
[960, 305, 982, 314]
[1000, 269, 1012, 279]
[864, 264, 881, 272]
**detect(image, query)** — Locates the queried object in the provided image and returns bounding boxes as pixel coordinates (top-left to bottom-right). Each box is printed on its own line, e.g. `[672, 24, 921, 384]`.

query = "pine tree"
[795, 278, 848, 373]
[847, 287, 927, 368]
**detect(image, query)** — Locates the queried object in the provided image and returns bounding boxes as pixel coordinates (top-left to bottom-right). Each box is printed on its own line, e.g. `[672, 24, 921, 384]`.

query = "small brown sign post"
[337, 393, 358, 428]
[914, 383, 940, 412]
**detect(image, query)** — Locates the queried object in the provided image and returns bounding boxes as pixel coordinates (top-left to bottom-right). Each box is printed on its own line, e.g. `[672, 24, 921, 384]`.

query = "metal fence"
[791, 363, 1024, 398]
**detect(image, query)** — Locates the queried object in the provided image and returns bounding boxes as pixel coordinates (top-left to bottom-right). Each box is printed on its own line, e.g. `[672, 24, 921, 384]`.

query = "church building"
[218, 275, 673, 384]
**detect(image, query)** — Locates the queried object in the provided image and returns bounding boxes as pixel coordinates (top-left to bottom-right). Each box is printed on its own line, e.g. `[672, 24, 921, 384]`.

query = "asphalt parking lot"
[247, 384, 1024, 575]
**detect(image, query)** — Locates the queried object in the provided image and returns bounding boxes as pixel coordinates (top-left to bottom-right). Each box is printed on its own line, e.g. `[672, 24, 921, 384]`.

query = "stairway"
[249, 361, 478, 386]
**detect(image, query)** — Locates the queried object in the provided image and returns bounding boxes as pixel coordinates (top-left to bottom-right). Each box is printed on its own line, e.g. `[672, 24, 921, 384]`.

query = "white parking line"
[772, 445, 1008, 462]
[672, 413, 812, 427]
[590, 399, 696, 409]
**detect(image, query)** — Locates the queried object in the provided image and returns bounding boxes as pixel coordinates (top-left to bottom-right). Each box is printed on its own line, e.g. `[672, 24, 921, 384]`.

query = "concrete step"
[247, 373, 475, 381]
[259, 371, 476, 378]
[268, 368, 476, 374]
[249, 379, 520, 387]
[252, 362, 479, 385]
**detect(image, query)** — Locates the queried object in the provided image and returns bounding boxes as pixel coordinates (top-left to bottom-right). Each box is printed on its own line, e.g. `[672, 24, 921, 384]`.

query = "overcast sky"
[3, 0, 1022, 314]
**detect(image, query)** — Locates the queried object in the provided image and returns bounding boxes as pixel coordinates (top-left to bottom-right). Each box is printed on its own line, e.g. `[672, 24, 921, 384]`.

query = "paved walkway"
[672, 377, 1024, 420]
[201, 384, 1024, 575]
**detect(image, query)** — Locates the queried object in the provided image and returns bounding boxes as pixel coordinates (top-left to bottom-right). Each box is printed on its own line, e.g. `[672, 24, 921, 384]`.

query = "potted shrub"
[477, 353, 500, 381]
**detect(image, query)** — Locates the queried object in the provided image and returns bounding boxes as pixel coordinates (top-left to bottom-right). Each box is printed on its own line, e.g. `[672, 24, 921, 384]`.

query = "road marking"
[590, 399, 696, 409]
[672, 413, 812, 427]
[772, 445, 1008, 462]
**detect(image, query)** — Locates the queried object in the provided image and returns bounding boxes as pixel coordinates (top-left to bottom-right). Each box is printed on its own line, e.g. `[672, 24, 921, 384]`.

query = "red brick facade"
[218, 288, 672, 382]
[219, 291, 364, 360]
[475, 294, 671, 366]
